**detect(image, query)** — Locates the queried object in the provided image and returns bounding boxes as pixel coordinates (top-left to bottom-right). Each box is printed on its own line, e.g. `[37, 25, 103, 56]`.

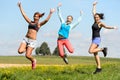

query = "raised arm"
[40, 8, 55, 26]
[18, 1, 31, 23]
[100, 22, 117, 29]
[57, 3, 64, 23]
[92, 1, 98, 16]
[70, 11, 83, 30]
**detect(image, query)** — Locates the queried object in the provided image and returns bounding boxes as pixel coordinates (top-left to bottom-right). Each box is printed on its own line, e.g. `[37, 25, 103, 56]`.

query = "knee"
[70, 50, 74, 53]
[18, 48, 26, 54]
[88, 49, 93, 54]
[59, 54, 64, 58]
[18, 50, 23, 54]
[69, 48, 74, 53]
[25, 54, 31, 59]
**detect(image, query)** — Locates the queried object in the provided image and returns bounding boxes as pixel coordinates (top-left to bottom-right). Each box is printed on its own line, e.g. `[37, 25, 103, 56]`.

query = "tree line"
[35, 42, 64, 56]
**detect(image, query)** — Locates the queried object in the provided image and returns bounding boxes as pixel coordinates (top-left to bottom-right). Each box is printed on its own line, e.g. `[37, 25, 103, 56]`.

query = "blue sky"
[0, 0, 120, 58]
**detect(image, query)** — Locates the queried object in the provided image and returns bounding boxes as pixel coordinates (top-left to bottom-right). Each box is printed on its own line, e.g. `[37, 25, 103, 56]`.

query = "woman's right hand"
[58, 2, 62, 7]
[50, 8, 55, 14]
[17, 1, 21, 7]
[93, 1, 98, 6]
[80, 10, 83, 16]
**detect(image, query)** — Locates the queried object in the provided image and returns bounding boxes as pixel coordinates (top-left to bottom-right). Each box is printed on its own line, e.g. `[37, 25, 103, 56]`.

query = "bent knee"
[88, 50, 93, 54]
[18, 49, 25, 54]
[18, 50, 23, 54]
[25, 54, 31, 58]
[69, 49, 74, 53]
[70, 50, 74, 53]
[59, 54, 64, 58]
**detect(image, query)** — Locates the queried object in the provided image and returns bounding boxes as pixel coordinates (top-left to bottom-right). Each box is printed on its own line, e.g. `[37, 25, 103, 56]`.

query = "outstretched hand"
[50, 8, 55, 14]
[58, 2, 62, 7]
[93, 0, 98, 6]
[114, 26, 118, 30]
[17, 1, 21, 7]
[80, 10, 83, 16]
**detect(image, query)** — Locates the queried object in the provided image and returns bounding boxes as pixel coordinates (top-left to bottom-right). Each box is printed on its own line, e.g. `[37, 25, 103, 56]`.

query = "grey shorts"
[22, 37, 37, 48]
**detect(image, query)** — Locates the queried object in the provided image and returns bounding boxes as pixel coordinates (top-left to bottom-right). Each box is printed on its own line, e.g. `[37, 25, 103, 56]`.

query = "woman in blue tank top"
[88, 1, 117, 74]
[57, 3, 83, 64]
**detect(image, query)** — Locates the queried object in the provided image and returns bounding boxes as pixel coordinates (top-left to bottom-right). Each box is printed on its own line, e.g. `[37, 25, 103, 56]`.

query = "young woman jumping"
[17, 1, 55, 69]
[88, 1, 117, 74]
[57, 3, 83, 64]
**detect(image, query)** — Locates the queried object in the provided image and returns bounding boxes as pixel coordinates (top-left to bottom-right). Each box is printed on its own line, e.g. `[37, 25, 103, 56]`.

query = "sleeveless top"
[58, 23, 70, 39]
[92, 23, 102, 39]
[28, 23, 39, 32]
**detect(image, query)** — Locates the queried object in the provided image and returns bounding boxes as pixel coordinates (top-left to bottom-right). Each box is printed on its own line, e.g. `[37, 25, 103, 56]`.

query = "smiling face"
[94, 14, 101, 22]
[33, 12, 45, 21]
[66, 15, 73, 24]
[34, 14, 40, 20]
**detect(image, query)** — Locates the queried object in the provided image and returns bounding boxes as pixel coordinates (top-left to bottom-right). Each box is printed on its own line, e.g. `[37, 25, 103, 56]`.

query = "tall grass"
[0, 64, 120, 80]
[0, 56, 120, 80]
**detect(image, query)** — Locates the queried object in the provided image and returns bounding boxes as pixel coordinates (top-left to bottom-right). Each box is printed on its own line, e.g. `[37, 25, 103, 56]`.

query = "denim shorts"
[92, 37, 101, 46]
[22, 37, 37, 48]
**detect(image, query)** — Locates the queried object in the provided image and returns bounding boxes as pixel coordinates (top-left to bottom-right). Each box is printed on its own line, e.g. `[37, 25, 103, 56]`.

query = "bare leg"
[89, 43, 101, 68]
[93, 53, 102, 74]
[94, 53, 101, 68]
[26, 47, 34, 61]
[26, 47, 36, 69]
[88, 43, 102, 74]
[88, 43, 103, 54]
[18, 42, 27, 54]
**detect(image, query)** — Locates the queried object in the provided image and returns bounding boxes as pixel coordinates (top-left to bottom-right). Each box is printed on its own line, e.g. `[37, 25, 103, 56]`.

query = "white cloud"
[101, 30, 120, 58]
[102, 29, 113, 34]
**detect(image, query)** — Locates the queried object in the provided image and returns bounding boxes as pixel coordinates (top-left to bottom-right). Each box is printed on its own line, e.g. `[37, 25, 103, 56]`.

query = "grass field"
[0, 56, 120, 80]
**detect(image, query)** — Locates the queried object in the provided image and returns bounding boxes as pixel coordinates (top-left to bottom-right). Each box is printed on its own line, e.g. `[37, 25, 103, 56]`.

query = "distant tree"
[52, 46, 59, 56]
[53, 46, 65, 56]
[35, 47, 40, 55]
[35, 42, 51, 55]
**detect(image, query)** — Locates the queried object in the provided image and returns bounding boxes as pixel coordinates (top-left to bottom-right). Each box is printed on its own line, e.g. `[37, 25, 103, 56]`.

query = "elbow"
[45, 20, 48, 23]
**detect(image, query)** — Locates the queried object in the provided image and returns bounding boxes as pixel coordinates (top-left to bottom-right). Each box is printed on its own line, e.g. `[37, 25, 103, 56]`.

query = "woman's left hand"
[50, 8, 56, 14]
[113, 26, 118, 30]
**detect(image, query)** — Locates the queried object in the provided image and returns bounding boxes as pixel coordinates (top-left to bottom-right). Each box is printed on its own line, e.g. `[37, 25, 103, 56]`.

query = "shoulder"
[99, 22, 105, 27]
[37, 22, 42, 27]
[28, 21, 33, 24]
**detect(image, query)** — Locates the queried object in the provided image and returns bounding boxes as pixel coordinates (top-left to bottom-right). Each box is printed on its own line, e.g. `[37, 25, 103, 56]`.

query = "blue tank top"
[58, 23, 70, 39]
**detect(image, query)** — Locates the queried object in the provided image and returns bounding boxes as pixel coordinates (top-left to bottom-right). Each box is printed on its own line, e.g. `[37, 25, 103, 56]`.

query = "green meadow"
[0, 56, 120, 80]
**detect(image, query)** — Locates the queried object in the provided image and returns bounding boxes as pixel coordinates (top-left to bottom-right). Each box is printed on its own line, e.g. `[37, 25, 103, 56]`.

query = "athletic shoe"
[64, 54, 67, 58]
[32, 59, 36, 70]
[63, 57, 68, 64]
[102, 47, 108, 57]
[93, 68, 102, 74]
[63, 54, 68, 64]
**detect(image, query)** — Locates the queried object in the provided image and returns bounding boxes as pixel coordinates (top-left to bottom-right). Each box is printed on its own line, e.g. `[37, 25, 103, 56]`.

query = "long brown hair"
[95, 13, 104, 19]
[34, 12, 45, 18]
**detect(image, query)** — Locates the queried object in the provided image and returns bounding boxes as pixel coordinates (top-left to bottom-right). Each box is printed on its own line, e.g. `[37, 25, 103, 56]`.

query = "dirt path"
[0, 64, 31, 68]
[0, 64, 66, 68]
